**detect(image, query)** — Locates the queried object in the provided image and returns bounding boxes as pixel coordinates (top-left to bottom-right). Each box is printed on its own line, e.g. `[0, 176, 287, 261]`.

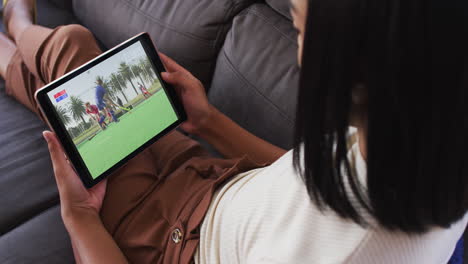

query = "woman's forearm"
[64, 210, 128, 264]
[196, 107, 287, 164]
[71, 237, 83, 264]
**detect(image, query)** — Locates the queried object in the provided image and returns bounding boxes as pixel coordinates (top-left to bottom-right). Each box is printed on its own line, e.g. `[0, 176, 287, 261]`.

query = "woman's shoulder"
[221, 149, 371, 262]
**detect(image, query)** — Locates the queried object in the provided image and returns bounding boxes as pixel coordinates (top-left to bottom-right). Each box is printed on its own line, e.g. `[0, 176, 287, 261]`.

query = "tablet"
[35, 33, 186, 188]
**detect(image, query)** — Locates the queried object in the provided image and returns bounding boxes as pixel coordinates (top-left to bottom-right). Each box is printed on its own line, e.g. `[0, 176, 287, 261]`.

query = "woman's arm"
[43, 131, 128, 264]
[160, 54, 287, 164]
[65, 210, 127, 264]
[196, 106, 286, 163]
[71, 238, 82, 264]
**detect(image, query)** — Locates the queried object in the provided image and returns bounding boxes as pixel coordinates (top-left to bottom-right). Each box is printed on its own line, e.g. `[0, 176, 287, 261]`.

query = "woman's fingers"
[43, 131, 80, 191]
[43, 131, 68, 177]
[158, 52, 187, 73]
[44, 131, 107, 215]
[159, 53, 204, 96]
[161, 71, 190, 93]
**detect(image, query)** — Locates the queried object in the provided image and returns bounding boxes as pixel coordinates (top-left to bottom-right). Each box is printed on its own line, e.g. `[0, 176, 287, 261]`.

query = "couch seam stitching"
[119, 0, 216, 44]
[236, 7, 298, 45]
[219, 50, 294, 124]
[0, 197, 60, 237]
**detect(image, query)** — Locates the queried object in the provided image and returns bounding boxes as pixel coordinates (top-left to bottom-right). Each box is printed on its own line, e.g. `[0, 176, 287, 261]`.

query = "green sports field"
[76, 91, 178, 178]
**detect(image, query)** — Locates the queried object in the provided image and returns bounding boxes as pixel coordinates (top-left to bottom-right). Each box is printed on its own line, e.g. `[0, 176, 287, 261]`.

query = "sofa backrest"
[266, 0, 293, 20]
[72, 0, 256, 88]
[208, 3, 299, 149]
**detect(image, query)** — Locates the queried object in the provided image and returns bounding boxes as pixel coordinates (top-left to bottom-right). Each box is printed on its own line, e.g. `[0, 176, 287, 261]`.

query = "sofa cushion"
[72, 0, 256, 88]
[39, 0, 74, 15]
[0, 70, 69, 263]
[0, 206, 73, 264]
[208, 4, 300, 149]
[0, 82, 60, 235]
[266, 0, 292, 20]
[37, 0, 78, 28]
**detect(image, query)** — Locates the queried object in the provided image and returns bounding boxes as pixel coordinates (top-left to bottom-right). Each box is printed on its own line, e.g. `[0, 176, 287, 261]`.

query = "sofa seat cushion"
[0, 206, 73, 264]
[72, 0, 256, 88]
[208, 4, 300, 149]
[44, 0, 73, 13]
[0, 81, 60, 233]
[37, 0, 77, 26]
[0, 82, 73, 263]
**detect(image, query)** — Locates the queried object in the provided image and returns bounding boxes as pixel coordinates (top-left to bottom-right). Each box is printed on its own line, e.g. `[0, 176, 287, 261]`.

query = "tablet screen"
[45, 41, 179, 179]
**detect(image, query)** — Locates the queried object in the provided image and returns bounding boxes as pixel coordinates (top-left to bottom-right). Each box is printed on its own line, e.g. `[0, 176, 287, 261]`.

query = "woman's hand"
[43, 131, 107, 225]
[160, 53, 285, 163]
[159, 53, 214, 135]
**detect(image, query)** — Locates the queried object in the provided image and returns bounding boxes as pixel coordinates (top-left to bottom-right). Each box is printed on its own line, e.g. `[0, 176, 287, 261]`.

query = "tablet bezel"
[35, 33, 187, 188]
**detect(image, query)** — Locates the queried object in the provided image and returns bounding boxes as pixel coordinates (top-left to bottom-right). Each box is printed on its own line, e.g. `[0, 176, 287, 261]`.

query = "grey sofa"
[0, 0, 299, 262]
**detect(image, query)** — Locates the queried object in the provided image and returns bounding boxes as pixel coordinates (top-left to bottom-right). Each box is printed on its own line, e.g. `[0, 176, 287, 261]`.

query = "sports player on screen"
[85, 102, 107, 130]
[97, 110, 108, 130]
[138, 82, 151, 99]
[95, 78, 119, 123]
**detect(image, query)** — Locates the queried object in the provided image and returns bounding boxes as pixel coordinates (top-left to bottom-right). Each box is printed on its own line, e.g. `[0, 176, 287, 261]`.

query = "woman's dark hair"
[293, 0, 468, 233]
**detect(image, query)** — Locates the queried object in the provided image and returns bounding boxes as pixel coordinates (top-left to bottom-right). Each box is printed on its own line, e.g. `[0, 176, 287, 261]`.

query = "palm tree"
[105, 80, 117, 101]
[68, 96, 87, 125]
[119, 62, 139, 96]
[137, 60, 151, 85]
[141, 57, 155, 78]
[131, 64, 148, 88]
[136, 58, 150, 78]
[56, 105, 71, 127]
[110, 73, 129, 103]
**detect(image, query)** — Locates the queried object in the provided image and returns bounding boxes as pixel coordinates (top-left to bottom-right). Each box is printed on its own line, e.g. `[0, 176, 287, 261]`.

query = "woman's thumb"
[161, 72, 174, 83]
[43, 131, 67, 171]
[161, 71, 191, 88]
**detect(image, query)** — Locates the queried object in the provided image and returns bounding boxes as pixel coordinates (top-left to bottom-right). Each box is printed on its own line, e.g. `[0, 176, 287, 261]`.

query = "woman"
[1, 0, 467, 263]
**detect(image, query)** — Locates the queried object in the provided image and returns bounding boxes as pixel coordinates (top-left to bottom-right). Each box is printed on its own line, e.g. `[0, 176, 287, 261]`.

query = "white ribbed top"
[194, 132, 467, 264]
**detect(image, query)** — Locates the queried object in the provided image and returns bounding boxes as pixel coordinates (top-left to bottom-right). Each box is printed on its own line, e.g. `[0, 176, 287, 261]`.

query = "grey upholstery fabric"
[0, 82, 72, 263]
[38, 0, 74, 17]
[208, 4, 300, 149]
[0, 206, 73, 264]
[0, 83, 58, 235]
[266, 0, 293, 20]
[72, 0, 256, 88]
